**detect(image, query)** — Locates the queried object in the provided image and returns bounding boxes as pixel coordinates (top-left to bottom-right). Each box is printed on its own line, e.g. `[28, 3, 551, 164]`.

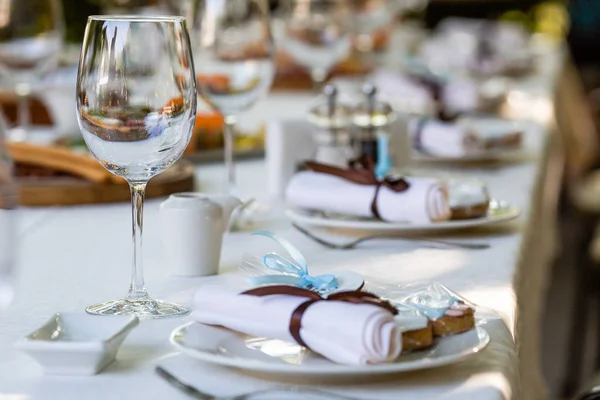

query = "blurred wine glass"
[395, 0, 429, 17]
[187, 0, 275, 202]
[350, 0, 393, 54]
[0, 0, 64, 142]
[278, 0, 351, 91]
[76, 16, 197, 318]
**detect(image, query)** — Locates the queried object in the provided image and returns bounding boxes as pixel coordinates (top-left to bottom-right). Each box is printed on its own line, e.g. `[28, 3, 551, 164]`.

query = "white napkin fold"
[369, 69, 483, 115]
[409, 117, 521, 158]
[192, 285, 402, 365]
[440, 78, 481, 114]
[409, 119, 466, 158]
[369, 69, 434, 114]
[422, 18, 531, 76]
[285, 171, 451, 223]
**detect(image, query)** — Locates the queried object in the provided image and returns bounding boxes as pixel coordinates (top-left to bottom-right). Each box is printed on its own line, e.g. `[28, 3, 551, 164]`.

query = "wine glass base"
[85, 298, 190, 319]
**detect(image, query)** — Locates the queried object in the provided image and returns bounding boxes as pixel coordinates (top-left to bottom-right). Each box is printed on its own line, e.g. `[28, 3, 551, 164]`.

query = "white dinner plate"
[170, 322, 490, 377]
[412, 147, 528, 163]
[285, 200, 519, 233]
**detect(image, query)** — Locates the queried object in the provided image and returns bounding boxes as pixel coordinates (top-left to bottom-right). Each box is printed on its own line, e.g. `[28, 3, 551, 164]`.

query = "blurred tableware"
[308, 84, 354, 167]
[277, 0, 352, 91]
[170, 321, 490, 376]
[285, 199, 520, 233]
[351, 84, 396, 177]
[0, 114, 17, 309]
[16, 313, 139, 375]
[188, 0, 275, 197]
[155, 366, 364, 400]
[0, 0, 64, 141]
[350, 0, 393, 54]
[369, 68, 507, 117]
[76, 16, 197, 318]
[159, 193, 241, 277]
[410, 117, 532, 163]
[292, 223, 490, 250]
[409, 116, 523, 160]
[265, 117, 409, 200]
[416, 18, 534, 79]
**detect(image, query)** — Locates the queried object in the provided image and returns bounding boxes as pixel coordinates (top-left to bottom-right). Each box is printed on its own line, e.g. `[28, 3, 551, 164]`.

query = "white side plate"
[285, 200, 519, 233]
[171, 322, 490, 377]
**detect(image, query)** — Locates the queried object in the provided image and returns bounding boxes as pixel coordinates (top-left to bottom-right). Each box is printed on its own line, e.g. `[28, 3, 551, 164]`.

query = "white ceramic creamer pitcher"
[159, 193, 241, 276]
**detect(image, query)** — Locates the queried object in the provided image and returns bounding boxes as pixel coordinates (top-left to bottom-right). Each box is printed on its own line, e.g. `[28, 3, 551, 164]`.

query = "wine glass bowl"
[78, 17, 196, 184]
[190, 0, 274, 117]
[76, 16, 197, 318]
[350, 0, 393, 53]
[278, 0, 352, 88]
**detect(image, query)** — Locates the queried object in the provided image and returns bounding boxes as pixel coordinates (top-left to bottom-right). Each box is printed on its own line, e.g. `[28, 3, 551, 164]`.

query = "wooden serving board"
[16, 161, 195, 206]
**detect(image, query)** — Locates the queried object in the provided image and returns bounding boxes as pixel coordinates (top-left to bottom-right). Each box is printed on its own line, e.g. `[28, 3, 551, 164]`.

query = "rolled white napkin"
[441, 78, 481, 115]
[409, 117, 522, 158]
[409, 119, 466, 158]
[369, 69, 434, 114]
[285, 171, 451, 223]
[192, 285, 402, 365]
[369, 69, 487, 115]
[423, 18, 532, 76]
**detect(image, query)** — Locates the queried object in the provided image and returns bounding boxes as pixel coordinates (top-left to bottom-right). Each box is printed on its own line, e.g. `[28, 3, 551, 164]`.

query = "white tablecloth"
[0, 42, 565, 399]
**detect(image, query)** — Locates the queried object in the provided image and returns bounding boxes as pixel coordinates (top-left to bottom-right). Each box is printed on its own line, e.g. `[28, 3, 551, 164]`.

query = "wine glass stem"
[12, 89, 30, 141]
[310, 69, 328, 94]
[223, 115, 238, 195]
[127, 182, 148, 301]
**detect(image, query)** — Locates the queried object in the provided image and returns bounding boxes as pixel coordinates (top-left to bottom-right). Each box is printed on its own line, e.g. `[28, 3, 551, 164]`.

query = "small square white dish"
[16, 312, 139, 375]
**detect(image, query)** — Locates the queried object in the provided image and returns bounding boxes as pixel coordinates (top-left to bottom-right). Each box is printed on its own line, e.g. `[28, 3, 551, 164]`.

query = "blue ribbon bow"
[248, 231, 339, 292]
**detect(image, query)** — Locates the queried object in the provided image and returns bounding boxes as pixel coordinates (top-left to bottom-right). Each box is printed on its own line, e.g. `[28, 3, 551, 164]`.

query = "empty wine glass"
[76, 16, 197, 318]
[278, 0, 352, 91]
[187, 0, 275, 202]
[0, 0, 64, 142]
[350, 0, 393, 54]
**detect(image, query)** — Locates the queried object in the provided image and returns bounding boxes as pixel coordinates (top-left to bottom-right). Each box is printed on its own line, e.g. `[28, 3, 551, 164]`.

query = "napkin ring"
[304, 157, 409, 220]
[242, 285, 397, 349]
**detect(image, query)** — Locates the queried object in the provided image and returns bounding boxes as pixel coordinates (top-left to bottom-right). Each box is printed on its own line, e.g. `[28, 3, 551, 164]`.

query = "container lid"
[351, 83, 396, 128]
[307, 84, 352, 129]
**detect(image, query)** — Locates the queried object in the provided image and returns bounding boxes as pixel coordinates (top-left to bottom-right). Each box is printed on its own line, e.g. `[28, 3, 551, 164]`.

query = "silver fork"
[155, 366, 362, 400]
[292, 223, 490, 250]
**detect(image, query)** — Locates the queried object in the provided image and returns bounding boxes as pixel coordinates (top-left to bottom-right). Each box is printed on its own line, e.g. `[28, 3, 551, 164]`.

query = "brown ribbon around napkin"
[241, 285, 398, 349]
[303, 156, 410, 220]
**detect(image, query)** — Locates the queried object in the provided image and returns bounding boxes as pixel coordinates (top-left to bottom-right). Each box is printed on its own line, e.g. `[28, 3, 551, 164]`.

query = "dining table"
[0, 34, 568, 400]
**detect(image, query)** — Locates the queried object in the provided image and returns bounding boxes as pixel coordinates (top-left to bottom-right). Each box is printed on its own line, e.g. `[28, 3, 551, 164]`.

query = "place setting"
[0, 0, 570, 398]
[265, 81, 521, 238]
[167, 230, 491, 380]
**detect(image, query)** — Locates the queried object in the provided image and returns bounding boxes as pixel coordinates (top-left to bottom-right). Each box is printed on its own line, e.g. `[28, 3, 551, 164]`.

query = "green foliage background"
[63, 0, 101, 43]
